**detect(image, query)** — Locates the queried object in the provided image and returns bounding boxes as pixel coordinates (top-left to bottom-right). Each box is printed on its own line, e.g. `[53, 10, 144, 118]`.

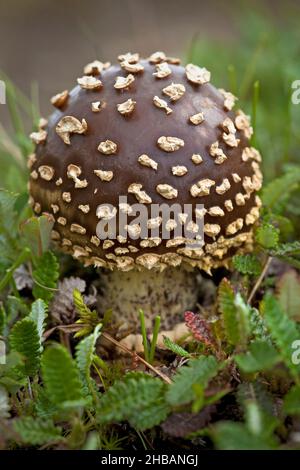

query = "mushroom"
[29, 52, 263, 345]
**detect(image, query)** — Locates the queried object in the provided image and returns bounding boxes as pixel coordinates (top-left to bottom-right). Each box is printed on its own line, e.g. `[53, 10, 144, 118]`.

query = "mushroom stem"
[97, 266, 199, 330]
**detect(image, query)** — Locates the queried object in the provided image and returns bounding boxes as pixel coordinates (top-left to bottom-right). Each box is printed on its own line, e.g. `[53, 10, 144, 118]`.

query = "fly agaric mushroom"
[29, 52, 262, 342]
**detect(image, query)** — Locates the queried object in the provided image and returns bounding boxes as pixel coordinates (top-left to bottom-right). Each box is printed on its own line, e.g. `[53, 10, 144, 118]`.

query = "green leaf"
[166, 356, 221, 406]
[211, 422, 274, 450]
[0, 189, 18, 233]
[277, 270, 300, 320]
[163, 336, 191, 358]
[218, 280, 250, 347]
[75, 324, 102, 396]
[97, 372, 169, 431]
[34, 387, 59, 419]
[28, 299, 48, 349]
[261, 169, 300, 212]
[32, 251, 59, 302]
[9, 318, 41, 377]
[73, 289, 98, 338]
[248, 307, 271, 342]
[13, 417, 62, 445]
[232, 254, 261, 276]
[20, 215, 54, 257]
[0, 385, 10, 418]
[255, 223, 279, 249]
[271, 241, 300, 257]
[0, 190, 20, 272]
[234, 293, 251, 345]
[235, 340, 280, 373]
[41, 344, 85, 407]
[218, 279, 240, 347]
[283, 385, 300, 415]
[261, 293, 300, 379]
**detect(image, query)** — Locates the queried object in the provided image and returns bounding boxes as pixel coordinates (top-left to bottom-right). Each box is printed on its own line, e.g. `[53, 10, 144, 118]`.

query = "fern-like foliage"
[271, 241, 300, 257]
[41, 344, 85, 408]
[248, 307, 271, 342]
[166, 356, 221, 406]
[232, 254, 261, 276]
[218, 279, 250, 348]
[9, 318, 41, 377]
[163, 336, 191, 358]
[235, 340, 280, 373]
[73, 289, 98, 338]
[32, 251, 59, 302]
[96, 372, 169, 431]
[75, 324, 102, 397]
[218, 279, 239, 347]
[28, 299, 48, 350]
[13, 416, 62, 445]
[255, 223, 279, 249]
[261, 293, 300, 379]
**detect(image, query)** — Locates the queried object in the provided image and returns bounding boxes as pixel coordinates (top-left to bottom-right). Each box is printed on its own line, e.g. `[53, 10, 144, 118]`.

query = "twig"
[247, 256, 272, 304]
[102, 332, 172, 385]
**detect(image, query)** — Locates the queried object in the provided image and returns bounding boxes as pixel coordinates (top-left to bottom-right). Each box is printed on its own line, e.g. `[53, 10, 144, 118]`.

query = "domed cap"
[29, 52, 262, 273]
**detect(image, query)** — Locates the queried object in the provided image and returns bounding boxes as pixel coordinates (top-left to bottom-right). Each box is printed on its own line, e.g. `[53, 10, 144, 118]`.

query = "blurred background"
[0, 0, 300, 187]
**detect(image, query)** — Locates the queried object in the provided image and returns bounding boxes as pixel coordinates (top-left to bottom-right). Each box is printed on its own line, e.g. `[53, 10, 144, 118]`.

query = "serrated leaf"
[184, 311, 215, 347]
[32, 251, 59, 302]
[34, 386, 59, 419]
[248, 307, 271, 342]
[166, 356, 221, 406]
[261, 293, 300, 379]
[163, 336, 190, 358]
[13, 416, 62, 445]
[41, 344, 85, 407]
[73, 289, 98, 338]
[218, 280, 250, 348]
[97, 372, 169, 431]
[9, 318, 41, 377]
[256, 223, 279, 249]
[75, 324, 102, 396]
[29, 299, 48, 349]
[235, 340, 280, 373]
[218, 279, 239, 347]
[232, 254, 261, 276]
[271, 241, 300, 257]
[277, 270, 300, 320]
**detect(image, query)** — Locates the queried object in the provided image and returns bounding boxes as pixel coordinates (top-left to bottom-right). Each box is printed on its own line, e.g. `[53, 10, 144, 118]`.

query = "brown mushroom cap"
[29, 54, 262, 273]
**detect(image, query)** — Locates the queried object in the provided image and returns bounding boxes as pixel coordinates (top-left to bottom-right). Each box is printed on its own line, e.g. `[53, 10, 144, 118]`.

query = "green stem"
[149, 316, 161, 364]
[139, 309, 150, 362]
